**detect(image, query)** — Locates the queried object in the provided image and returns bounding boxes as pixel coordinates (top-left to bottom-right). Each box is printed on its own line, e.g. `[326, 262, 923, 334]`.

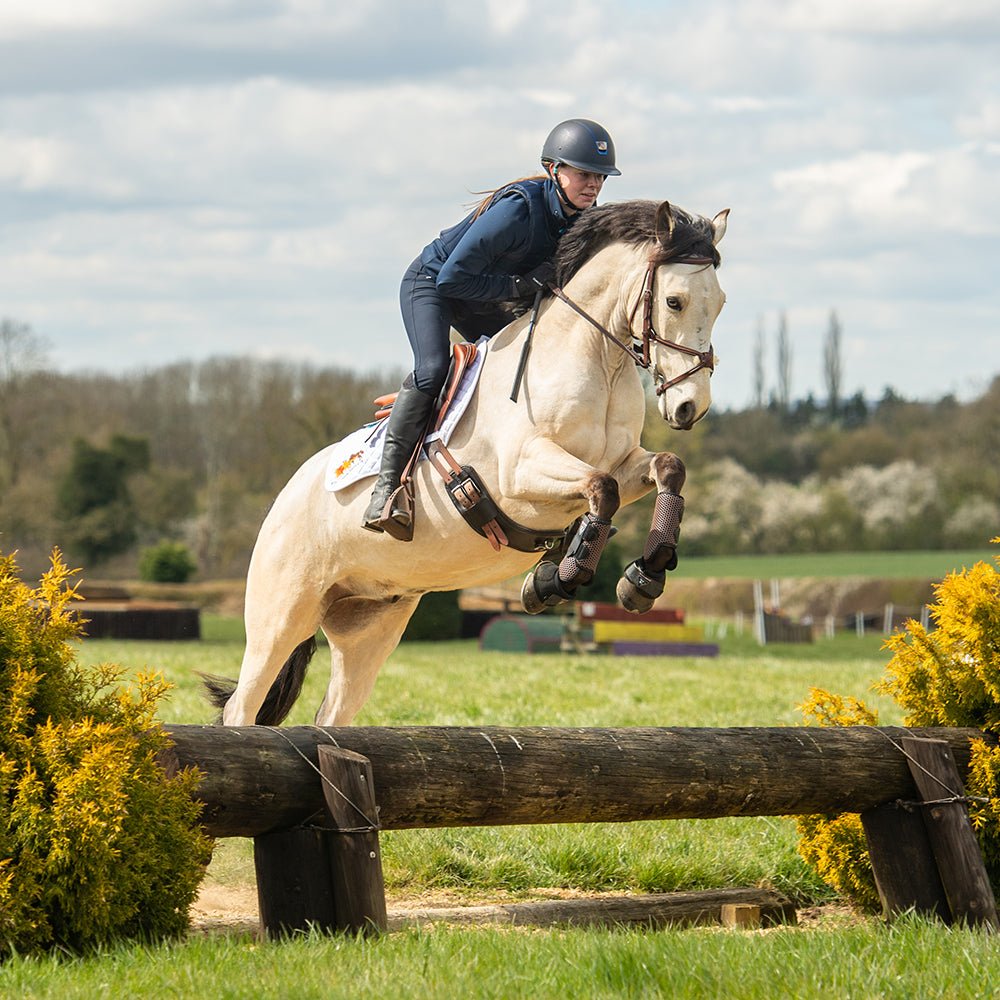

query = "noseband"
[547, 255, 716, 395]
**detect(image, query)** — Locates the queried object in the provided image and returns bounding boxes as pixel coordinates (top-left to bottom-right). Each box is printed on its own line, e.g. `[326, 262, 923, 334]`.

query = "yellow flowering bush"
[795, 690, 881, 910]
[0, 550, 212, 955]
[796, 540, 1000, 911]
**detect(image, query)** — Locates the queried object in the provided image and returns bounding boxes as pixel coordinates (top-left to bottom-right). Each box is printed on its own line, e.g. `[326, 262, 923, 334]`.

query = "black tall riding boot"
[362, 376, 437, 540]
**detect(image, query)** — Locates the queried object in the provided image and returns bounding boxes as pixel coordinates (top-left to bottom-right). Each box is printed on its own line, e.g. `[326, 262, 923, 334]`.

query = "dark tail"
[201, 635, 317, 726]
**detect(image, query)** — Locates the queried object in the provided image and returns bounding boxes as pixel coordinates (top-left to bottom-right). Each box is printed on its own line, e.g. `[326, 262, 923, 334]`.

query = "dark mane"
[553, 200, 720, 284]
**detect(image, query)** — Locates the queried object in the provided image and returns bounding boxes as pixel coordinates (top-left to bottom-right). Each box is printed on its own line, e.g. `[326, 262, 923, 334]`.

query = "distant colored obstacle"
[574, 601, 719, 657]
[479, 614, 565, 653]
[478, 602, 720, 657]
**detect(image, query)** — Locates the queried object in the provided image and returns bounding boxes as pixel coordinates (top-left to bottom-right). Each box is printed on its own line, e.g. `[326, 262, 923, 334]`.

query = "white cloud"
[773, 144, 1000, 237]
[0, 0, 996, 409]
[779, 0, 1000, 37]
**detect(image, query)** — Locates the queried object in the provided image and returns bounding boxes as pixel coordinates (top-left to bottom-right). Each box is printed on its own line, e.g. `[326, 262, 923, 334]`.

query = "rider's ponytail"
[468, 174, 549, 219]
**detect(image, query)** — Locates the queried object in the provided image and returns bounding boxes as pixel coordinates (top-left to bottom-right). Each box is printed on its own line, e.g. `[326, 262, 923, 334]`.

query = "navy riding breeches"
[400, 257, 513, 396]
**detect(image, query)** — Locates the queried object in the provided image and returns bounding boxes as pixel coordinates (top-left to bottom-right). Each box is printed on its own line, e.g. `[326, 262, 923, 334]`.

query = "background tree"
[0, 318, 49, 491]
[775, 311, 792, 414]
[823, 309, 843, 419]
[2, 339, 996, 574]
[56, 435, 150, 565]
[752, 315, 766, 410]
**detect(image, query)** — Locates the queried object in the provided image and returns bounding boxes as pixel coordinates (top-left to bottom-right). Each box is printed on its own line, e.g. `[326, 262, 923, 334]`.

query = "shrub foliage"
[796, 539, 1000, 910]
[0, 549, 212, 955]
[139, 540, 197, 583]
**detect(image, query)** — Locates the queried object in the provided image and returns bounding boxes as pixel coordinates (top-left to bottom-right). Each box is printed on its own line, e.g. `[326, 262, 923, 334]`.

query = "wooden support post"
[861, 800, 950, 921]
[254, 826, 338, 938]
[253, 748, 386, 939]
[318, 746, 387, 936]
[901, 737, 999, 929]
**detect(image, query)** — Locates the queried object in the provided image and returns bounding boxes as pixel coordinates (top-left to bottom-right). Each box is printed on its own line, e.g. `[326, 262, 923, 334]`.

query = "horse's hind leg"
[521, 473, 620, 614]
[314, 594, 421, 726]
[220, 576, 325, 726]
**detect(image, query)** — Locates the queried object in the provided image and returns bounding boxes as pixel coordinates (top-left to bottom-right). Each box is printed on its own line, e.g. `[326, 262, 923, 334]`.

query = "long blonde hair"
[468, 173, 549, 219]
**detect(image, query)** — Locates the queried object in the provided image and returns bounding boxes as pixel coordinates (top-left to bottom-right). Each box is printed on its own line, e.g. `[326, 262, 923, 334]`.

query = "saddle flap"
[434, 343, 478, 431]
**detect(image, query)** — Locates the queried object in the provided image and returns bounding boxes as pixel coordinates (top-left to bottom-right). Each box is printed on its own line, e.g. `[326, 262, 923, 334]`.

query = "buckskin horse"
[207, 200, 728, 727]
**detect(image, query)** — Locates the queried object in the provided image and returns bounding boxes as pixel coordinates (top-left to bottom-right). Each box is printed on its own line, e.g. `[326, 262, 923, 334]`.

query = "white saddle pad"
[324, 338, 489, 492]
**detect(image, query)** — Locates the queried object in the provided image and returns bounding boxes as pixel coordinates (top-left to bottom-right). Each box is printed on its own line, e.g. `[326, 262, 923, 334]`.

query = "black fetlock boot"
[362, 376, 437, 540]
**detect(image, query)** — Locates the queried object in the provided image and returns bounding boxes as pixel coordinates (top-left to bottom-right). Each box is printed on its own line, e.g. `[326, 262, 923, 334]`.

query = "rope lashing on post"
[264, 725, 381, 833]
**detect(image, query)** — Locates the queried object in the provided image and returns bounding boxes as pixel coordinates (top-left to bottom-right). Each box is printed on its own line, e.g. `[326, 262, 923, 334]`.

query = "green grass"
[672, 547, 997, 579]
[7, 624, 985, 997]
[5, 918, 1000, 1000]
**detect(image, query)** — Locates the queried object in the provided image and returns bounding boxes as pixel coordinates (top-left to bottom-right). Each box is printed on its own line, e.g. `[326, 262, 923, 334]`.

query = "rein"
[546, 255, 716, 396]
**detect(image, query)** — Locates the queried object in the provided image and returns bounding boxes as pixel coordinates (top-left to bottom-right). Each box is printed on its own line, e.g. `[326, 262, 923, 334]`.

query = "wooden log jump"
[161, 724, 995, 840]
[161, 724, 1000, 935]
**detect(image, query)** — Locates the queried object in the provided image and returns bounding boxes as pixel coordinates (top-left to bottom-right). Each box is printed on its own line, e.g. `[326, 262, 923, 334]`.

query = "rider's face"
[556, 165, 605, 212]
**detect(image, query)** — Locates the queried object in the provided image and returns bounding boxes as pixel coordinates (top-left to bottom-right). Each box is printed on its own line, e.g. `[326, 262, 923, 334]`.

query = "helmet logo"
[596, 141, 609, 154]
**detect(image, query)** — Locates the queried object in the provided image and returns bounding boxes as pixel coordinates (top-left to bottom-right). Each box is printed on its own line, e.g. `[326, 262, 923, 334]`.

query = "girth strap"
[425, 439, 569, 554]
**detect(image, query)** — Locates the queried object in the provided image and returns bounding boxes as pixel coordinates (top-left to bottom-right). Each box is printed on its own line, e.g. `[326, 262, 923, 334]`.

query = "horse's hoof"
[616, 559, 665, 614]
[616, 577, 654, 614]
[521, 573, 546, 615]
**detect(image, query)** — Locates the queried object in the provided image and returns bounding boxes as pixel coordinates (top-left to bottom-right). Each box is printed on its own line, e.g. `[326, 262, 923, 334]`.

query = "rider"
[363, 118, 621, 538]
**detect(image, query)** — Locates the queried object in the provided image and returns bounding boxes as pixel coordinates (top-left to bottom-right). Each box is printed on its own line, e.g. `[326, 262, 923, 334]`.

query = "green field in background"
[672, 547, 996, 580]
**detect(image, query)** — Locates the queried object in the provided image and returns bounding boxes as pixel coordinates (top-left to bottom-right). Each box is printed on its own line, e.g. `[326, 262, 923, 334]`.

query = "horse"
[206, 199, 728, 728]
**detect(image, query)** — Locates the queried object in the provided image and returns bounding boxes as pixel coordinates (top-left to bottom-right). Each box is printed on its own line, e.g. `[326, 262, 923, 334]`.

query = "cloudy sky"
[1, 0, 997, 410]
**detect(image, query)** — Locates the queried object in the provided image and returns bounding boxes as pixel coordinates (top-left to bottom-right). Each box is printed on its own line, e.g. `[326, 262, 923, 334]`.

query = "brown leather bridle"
[548, 255, 716, 396]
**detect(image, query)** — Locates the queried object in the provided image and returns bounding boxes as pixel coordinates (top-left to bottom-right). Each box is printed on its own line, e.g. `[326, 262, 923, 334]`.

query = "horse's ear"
[711, 209, 730, 245]
[655, 201, 675, 244]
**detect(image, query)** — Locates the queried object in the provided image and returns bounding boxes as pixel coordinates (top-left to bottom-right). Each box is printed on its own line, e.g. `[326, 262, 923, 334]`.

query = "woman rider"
[363, 118, 621, 539]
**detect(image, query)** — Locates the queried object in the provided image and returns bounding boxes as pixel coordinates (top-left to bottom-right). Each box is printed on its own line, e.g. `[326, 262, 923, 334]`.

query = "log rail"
[162, 724, 995, 839]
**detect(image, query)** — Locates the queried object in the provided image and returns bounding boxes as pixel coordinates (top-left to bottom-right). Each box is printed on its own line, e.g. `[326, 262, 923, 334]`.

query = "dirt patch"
[190, 883, 259, 935]
[189, 883, 866, 936]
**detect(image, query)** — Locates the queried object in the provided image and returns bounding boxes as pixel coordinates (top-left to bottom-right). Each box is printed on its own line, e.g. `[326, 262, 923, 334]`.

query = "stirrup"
[363, 484, 414, 542]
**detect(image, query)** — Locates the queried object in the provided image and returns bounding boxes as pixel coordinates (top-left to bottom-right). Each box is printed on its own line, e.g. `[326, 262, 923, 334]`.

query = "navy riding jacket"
[419, 178, 573, 302]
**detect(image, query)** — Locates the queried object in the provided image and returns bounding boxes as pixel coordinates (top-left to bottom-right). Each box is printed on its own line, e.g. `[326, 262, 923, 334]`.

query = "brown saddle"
[373, 342, 479, 425]
[371, 343, 567, 553]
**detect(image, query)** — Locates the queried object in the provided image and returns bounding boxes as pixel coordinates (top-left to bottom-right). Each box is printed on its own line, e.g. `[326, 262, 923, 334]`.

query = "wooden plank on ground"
[388, 888, 795, 930]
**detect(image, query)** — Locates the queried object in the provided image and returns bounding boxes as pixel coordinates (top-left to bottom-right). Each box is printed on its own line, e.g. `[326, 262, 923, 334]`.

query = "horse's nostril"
[674, 400, 695, 426]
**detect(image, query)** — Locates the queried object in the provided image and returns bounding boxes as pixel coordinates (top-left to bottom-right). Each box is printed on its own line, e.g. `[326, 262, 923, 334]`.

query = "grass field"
[672, 547, 997, 580]
[4, 620, 999, 998]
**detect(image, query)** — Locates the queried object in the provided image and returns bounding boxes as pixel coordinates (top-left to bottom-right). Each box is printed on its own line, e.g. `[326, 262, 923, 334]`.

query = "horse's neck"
[531, 244, 641, 373]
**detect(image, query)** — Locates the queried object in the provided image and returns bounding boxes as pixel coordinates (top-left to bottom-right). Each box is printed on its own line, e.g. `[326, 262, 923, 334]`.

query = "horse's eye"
[666, 296, 683, 311]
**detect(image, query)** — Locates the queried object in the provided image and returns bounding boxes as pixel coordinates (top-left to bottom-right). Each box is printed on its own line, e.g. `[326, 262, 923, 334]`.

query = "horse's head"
[552, 199, 728, 431]
[642, 202, 728, 430]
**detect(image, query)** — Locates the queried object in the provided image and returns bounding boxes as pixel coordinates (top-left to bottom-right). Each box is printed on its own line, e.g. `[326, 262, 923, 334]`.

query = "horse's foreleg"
[521, 472, 620, 615]
[613, 451, 687, 614]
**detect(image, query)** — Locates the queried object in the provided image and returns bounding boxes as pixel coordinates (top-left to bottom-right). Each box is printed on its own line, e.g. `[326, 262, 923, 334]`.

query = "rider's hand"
[511, 261, 556, 298]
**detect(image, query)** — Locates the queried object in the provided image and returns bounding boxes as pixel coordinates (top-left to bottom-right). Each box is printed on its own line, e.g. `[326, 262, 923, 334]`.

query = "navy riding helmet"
[541, 119, 621, 176]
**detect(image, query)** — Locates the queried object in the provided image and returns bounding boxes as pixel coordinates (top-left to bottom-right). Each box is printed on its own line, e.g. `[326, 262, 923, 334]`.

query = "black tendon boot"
[362, 376, 437, 540]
